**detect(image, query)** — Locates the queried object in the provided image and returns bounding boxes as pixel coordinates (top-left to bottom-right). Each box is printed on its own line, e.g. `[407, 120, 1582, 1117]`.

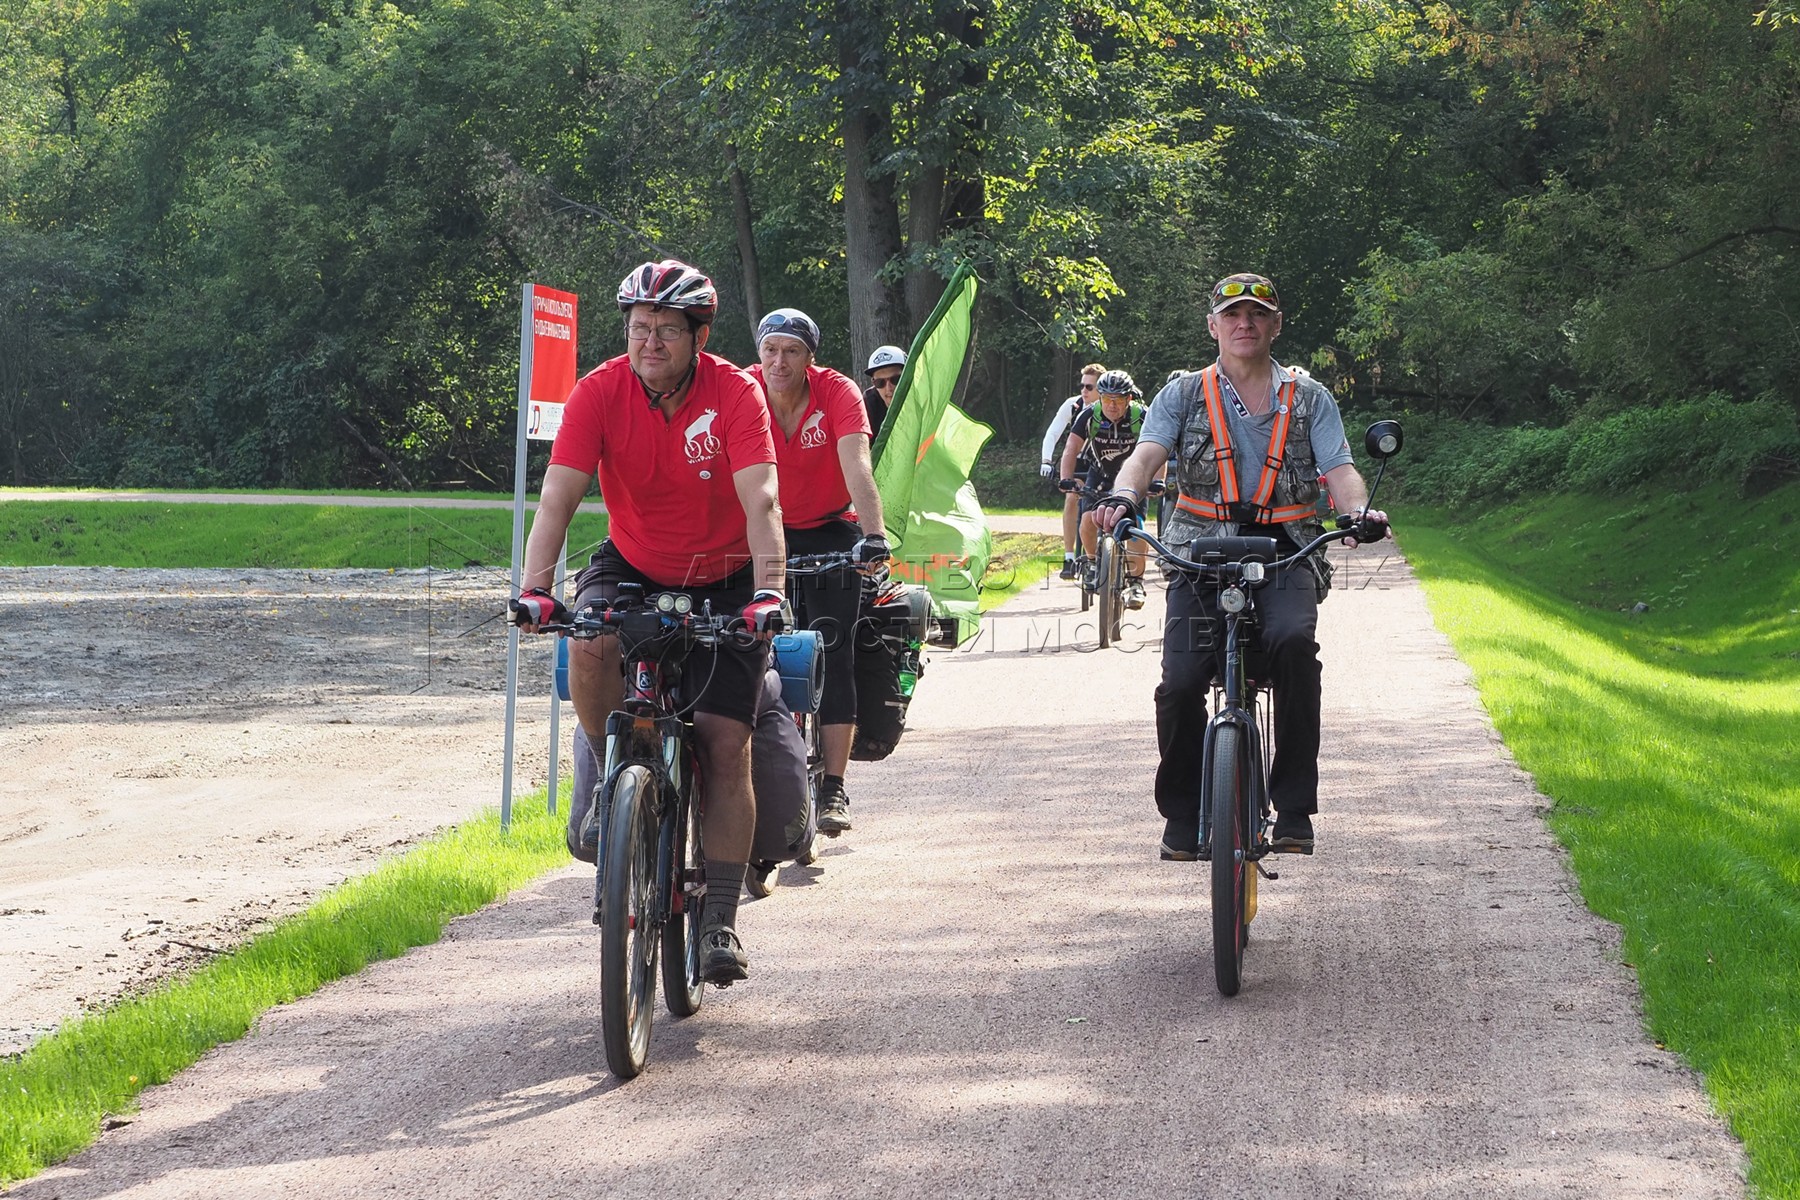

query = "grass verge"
[0, 796, 571, 1185]
[0, 501, 609, 569]
[1401, 481, 1799, 1197]
[978, 532, 1061, 611]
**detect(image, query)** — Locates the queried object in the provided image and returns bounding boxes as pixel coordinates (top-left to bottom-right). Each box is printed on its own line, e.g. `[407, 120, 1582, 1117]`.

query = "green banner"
[872, 263, 992, 643]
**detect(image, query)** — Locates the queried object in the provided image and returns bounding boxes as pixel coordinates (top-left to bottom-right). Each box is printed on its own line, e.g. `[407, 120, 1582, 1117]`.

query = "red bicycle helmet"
[616, 259, 718, 324]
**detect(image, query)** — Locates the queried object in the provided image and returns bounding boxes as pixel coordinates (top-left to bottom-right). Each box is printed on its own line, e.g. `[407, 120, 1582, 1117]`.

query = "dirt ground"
[3, 541, 1747, 1199]
[0, 565, 564, 1056]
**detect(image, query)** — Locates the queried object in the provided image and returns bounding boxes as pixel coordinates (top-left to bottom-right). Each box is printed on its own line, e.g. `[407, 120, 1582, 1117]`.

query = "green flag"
[872, 263, 993, 643]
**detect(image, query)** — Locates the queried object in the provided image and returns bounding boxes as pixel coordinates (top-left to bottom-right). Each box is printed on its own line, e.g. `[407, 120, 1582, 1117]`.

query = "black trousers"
[785, 519, 863, 727]
[1153, 563, 1322, 822]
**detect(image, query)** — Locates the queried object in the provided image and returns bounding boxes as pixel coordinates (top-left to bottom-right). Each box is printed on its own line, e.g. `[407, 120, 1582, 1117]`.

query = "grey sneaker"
[817, 779, 852, 835]
[700, 926, 749, 984]
[1123, 576, 1147, 610]
[745, 860, 779, 899]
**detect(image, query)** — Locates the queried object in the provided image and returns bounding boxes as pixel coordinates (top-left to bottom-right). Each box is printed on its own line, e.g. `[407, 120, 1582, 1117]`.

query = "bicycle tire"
[600, 764, 658, 1078]
[1096, 534, 1123, 648]
[791, 714, 820, 866]
[1209, 723, 1251, 997]
[661, 770, 706, 1018]
[1079, 569, 1092, 612]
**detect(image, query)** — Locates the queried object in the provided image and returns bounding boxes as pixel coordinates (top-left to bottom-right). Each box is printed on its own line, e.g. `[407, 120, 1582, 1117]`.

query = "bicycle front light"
[673, 594, 693, 615]
[656, 593, 677, 614]
[1220, 585, 1248, 613]
[1242, 562, 1266, 584]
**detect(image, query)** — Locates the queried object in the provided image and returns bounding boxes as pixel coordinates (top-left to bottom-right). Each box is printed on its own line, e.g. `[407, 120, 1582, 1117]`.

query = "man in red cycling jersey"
[749, 308, 887, 860]
[510, 259, 786, 984]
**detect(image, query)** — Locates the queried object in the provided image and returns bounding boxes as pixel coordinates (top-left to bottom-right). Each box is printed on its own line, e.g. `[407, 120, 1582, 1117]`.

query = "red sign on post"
[529, 286, 579, 404]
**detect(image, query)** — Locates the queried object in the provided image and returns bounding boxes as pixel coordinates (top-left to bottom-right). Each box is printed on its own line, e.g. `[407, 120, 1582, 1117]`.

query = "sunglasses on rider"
[871, 372, 901, 391]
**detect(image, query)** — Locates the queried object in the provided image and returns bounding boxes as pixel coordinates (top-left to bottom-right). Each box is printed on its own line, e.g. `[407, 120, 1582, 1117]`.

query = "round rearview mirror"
[1364, 420, 1404, 459]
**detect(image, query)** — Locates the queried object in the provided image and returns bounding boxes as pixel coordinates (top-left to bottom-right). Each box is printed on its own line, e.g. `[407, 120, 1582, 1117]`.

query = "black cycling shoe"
[1058, 558, 1078, 581]
[700, 926, 749, 985]
[1270, 812, 1315, 854]
[817, 780, 852, 835]
[1160, 817, 1200, 861]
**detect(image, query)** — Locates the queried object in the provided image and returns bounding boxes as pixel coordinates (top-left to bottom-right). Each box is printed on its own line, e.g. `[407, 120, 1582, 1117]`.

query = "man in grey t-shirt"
[1095, 273, 1390, 858]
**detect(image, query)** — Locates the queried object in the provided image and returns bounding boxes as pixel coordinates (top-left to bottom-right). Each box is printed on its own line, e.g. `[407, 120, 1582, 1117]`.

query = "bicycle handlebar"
[1116, 513, 1386, 578]
[537, 599, 757, 649]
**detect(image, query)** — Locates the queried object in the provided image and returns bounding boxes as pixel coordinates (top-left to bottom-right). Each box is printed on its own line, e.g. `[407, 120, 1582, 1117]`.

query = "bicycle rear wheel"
[1096, 534, 1123, 648]
[660, 771, 705, 1017]
[600, 764, 658, 1078]
[790, 714, 820, 865]
[1208, 723, 1251, 996]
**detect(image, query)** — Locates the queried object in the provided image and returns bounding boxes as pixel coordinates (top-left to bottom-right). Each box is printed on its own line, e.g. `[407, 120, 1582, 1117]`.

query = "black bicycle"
[539, 584, 755, 1078]
[1120, 420, 1402, 996]
[1066, 480, 1162, 648]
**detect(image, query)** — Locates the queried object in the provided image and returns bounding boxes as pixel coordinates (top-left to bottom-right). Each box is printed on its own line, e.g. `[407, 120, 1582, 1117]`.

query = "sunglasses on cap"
[1214, 279, 1276, 303]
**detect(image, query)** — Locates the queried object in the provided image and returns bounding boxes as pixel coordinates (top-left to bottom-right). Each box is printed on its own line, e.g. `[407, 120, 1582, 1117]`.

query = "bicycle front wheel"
[1096, 534, 1123, 648]
[600, 764, 659, 1078]
[790, 714, 820, 866]
[1208, 723, 1251, 997]
[660, 769, 705, 1018]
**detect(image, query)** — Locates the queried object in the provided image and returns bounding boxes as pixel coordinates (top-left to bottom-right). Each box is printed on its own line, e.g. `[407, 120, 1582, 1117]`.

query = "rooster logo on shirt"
[799, 410, 828, 450]
[684, 409, 721, 463]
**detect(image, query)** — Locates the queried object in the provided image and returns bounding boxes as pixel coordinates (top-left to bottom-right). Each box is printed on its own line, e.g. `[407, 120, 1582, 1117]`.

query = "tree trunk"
[905, 165, 945, 334]
[726, 144, 762, 344]
[338, 415, 415, 490]
[840, 42, 906, 374]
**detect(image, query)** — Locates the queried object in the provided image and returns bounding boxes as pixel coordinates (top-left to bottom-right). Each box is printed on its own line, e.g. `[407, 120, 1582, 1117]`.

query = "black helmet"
[617, 259, 718, 324]
[1095, 369, 1141, 399]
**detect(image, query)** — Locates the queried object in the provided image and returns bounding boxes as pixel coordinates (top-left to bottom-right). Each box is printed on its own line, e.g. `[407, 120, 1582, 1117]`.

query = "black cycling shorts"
[572, 540, 767, 726]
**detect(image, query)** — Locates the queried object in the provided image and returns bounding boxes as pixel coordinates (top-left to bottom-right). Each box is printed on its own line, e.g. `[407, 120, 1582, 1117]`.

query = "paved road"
[17, 542, 1744, 1198]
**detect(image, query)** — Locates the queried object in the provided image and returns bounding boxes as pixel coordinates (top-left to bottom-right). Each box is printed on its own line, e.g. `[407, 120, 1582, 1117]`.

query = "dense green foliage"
[0, 795, 570, 1185]
[1365, 396, 1800, 509]
[2, 0, 1795, 491]
[1402, 484, 1800, 1194]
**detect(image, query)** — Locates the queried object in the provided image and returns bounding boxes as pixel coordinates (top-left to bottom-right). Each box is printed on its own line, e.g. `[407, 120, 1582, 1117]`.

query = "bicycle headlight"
[1220, 585, 1248, 613]
[656, 592, 677, 614]
[1242, 561, 1265, 584]
[673, 594, 693, 615]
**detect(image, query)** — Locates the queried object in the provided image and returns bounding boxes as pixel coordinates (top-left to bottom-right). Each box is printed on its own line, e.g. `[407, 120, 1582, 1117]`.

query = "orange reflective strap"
[1175, 492, 1231, 520]
[1199, 367, 1240, 505]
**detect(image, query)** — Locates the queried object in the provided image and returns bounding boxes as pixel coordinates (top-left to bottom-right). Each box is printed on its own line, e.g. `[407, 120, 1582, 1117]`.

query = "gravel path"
[10, 541, 1745, 1198]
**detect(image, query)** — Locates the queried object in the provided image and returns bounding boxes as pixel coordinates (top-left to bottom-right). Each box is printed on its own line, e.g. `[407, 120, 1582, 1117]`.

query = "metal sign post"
[502, 283, 579, 832]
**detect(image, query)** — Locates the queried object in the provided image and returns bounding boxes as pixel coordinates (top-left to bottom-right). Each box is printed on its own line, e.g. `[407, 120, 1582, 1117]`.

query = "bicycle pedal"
[1267, 843, 1313, 856]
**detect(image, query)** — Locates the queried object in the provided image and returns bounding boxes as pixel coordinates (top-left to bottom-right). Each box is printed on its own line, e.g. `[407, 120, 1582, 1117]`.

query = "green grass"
[0, 485, 522, 502]
[978, 532, 1061, 611]
[1400, 480, 1800, 1197]
[0, 501, 610, 569]
[0, 794, 573, 1185]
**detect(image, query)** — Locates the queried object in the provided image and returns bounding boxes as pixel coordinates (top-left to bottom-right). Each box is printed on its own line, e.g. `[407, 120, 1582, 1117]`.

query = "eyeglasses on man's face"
[625, 322, 690, 344]
[872, 372, 902, 391]
[1080, 382, 1097, 392]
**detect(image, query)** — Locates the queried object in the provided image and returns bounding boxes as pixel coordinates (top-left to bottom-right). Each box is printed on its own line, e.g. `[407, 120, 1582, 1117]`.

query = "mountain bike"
[1065, 483, 1125, 644]
[539, 584, 756, 1079]
[1119, 419, 1403, 996]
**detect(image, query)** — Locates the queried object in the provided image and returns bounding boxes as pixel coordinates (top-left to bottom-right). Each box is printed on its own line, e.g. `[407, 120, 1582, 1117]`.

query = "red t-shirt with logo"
[750, 363, 872, 530]
[551, 352, 776, 585]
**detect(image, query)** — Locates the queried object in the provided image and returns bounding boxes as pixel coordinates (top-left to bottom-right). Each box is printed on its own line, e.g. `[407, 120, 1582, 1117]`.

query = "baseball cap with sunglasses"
[1209, 273, 1279, 315]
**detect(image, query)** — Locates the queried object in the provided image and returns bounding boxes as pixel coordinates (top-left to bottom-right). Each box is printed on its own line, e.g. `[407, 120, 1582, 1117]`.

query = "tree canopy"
[1, 0, 1793, 486]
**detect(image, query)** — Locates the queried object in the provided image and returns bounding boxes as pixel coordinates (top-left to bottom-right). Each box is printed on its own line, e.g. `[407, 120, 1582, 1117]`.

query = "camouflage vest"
[1163, 363, 1333, 599]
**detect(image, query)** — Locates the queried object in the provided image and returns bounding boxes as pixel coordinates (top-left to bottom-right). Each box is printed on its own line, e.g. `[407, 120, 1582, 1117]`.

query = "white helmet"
[866, 345, 907, 376]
